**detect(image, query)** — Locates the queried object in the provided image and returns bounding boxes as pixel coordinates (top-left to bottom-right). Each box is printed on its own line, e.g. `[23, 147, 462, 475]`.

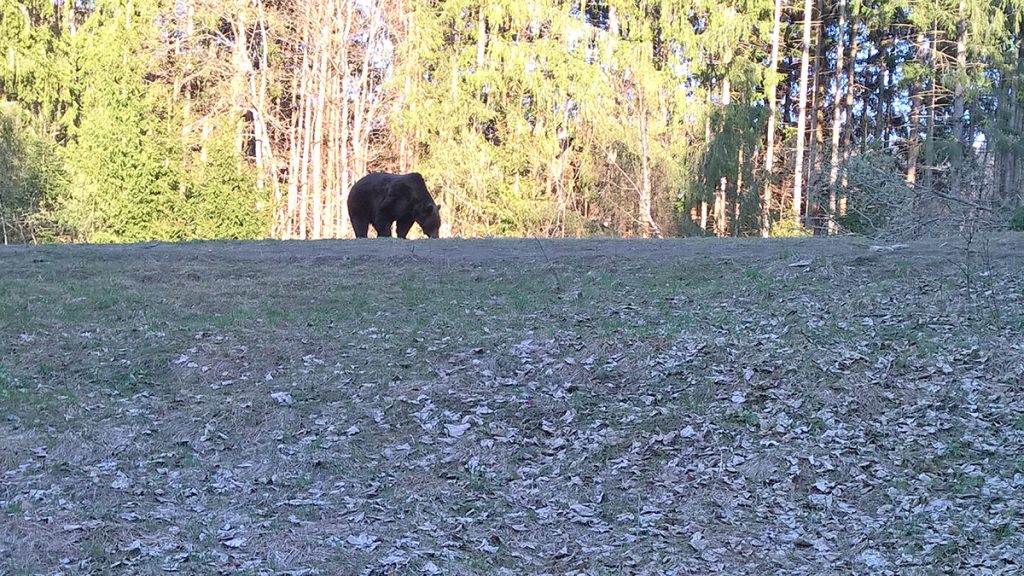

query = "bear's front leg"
[372, 219, 394, 237]
[395, 218, 415, 239]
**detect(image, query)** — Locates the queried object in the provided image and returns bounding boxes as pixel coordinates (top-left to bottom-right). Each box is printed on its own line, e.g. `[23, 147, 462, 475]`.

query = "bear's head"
[417, 202, 441, 238]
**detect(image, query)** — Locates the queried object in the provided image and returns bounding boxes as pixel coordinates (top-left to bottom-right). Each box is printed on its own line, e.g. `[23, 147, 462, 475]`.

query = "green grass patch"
[1, 237, 1022, 575]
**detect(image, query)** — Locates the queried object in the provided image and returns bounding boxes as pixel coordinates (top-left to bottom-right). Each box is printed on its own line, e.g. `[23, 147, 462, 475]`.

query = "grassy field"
[1, 235, 1023, 575]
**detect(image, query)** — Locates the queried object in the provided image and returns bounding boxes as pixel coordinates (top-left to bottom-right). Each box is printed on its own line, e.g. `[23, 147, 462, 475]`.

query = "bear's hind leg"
[351, 215, 370, 238]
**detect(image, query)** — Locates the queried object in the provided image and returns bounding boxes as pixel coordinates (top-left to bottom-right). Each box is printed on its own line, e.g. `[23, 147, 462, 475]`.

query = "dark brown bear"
[347, 172, 441, 239]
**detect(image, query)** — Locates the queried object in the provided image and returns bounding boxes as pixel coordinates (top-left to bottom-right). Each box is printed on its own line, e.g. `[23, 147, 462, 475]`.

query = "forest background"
[2, 0, 1024, 243]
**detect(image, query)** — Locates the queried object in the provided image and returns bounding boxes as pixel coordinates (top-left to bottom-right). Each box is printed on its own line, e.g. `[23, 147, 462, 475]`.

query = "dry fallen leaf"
[445, 422, 470, 438]
[347, 533, 378, 550]
[270, 391, 294, 405]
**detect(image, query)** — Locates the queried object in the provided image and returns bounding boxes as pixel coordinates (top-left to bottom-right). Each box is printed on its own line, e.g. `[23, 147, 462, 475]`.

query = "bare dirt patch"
[2, 235, 1023, 575]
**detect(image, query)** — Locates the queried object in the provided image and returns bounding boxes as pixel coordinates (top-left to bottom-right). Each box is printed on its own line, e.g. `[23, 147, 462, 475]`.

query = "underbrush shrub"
[1011, 207, 1024, 232]
[841, 150, 1001, 239]
[770, 212, 813, 238]
[0, 105, 68, 243]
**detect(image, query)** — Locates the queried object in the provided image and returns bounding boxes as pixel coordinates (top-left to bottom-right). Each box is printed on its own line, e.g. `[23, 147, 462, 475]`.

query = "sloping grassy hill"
[2, 236, 1023, 575]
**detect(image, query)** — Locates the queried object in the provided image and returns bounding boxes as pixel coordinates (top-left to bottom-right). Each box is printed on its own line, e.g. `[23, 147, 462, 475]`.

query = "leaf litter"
[1, 236, 1023, 575]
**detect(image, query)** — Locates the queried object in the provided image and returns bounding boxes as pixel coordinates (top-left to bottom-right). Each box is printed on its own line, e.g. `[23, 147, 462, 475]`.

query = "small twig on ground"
[534, 237, 563, 292]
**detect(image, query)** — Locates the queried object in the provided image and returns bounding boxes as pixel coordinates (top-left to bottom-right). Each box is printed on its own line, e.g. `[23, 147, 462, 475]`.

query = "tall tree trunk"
[873, 33, 888, 144]
[827, 0, 847, 234]
[762, 0, 783, 237]
[734, 146, 744, 236]
[325, 74, 339, 239]
[840, 17, 858, 219]
[783, 64, 793, 127]
[793, 0, 814, 225]
[717, 76, 730, 237]
[807, 0, 825, 214]
[906, 32, 926, 186]
[923, 24, 940, 193]
[338, 0, 355, 238]
[310, 2, 331, 240]
[231, 5, 250, 156]
[285, 2, 312, 239]
[638, 86, 660, 238]
[884, 56, 897, 150]
[298, 59, 315, 239]
[1000, 20, 1024, 208]
[351, 0, 382, 180]
[704, 93, 711, 234]
[951, 1, 968, 145]
[860, 53, 870, 153]
[923, 76, 936, 192]
[285, 87, 301, 237]
[253, 0, 280, 237]
[906, 85, 923, 186]
[398, 8, 414, 173]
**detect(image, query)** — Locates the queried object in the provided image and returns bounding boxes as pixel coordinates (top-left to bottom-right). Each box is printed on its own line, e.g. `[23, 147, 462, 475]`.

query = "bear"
[347, 172, 441, 239]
